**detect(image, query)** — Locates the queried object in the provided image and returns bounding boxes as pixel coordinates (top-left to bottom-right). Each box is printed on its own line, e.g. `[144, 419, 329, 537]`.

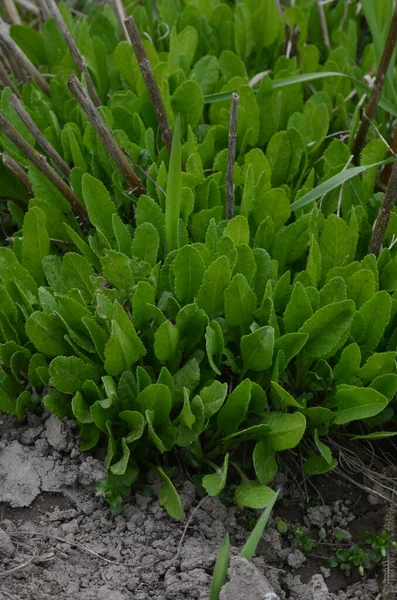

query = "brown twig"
[0, 53, 20, 97]
[316, 0, 330, 48]
[0, 114, 89, 225]
[368, 158, 397, 255]
[225, 93, 239, 221]
[353, 2, 397, 163]
[3, 0, 21, 24]
[68, 72, 146, 195]
[124, 16, 173, 155]
[112, 0, 129, 40]
[0, 20, 50, 95]
[14, 0, 39, 15]
[40, 0, 101, 107]
[2, 151, 32, 192]
[9, 94, 71, 177]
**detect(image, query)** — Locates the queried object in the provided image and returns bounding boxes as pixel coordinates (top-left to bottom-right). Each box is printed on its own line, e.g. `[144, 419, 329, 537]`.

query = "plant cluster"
[1, 0, 397, 518]
[277, 519, 397, 577]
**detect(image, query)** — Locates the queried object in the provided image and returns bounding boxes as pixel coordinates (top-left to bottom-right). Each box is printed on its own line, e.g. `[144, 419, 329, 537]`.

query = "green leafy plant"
[1, 0, 397, 519]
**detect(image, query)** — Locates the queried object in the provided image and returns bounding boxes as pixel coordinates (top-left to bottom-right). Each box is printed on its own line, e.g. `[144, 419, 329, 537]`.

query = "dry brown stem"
[124, 16, 173, 155]
[0, 113, 89, 225]
[369, 158, 397, 255]
[3, 0, 21, 24]
[353, 2, 397, 162]
[2, 151, 32, 191]
[0, 19, 50, 94]
[41, 0, 101, 107]
[9, 93, 71, 177]
[225, 93, 239, 221]
[68, 72, 146, 195]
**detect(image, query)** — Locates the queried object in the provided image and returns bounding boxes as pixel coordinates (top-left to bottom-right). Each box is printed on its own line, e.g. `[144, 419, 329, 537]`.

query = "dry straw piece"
[68, 72, 147, 196]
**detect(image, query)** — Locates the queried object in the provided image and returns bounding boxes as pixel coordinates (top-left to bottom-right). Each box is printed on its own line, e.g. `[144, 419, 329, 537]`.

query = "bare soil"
[0, 413, 384, 600]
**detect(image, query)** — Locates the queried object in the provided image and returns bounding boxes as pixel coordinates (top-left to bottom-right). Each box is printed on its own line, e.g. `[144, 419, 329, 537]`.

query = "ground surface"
[0, 413, 384, 599]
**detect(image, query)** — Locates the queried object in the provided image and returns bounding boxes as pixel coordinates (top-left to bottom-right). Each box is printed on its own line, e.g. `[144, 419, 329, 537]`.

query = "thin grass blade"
[210, 533, 230, 600]
[240, 489, 279, 561]
[290, 157, 395, 212]
[165, 114, 181, 254]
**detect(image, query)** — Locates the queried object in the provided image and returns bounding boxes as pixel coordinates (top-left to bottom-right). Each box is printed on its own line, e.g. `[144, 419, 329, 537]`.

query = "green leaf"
[157, 466, 184, 520]
[154, 320, 179, 363]
[347, 269, 376, 308]
[266, 131, 291, 187]
[253, 441, 278, 484]
[210, 534, 230, 600]
[291, 158, 394, 211]
[352, 291, 391, 354]
[283, 282, 312, 333]
[271, 382, 304, 409]
[10, 25, 47, 64]
[299, 300, 355, 358]
[120, 410, 145, 443]
[171, 80, 204, 133]
[22, 207, 49, 286]
[217, 379, 251, 436]
[202, 453, 229, 496]
[225, 274, 257, 328]
[359, 352, 397, 384]
[319, 215, 356, 275]
[26, 312, 70, 357]
[82, 174, 116, 242]
[196, 255, 231, 320]
[241, 488, 279, 561]
[235, 482, 276, 509]
[110, 438, 130, 475]
[334, 387, 388, 425]
[200, 381, 228, 420]
[165, 115, 182, 254]
[241, 326, 274, 372]
[303, 454, 338, 475]
[262, 411, 306, 451]
[101, 250, 134, 292]
[205, 320, 224, 375]
[190, 55, 219, 95]
[314, 430, 333, 464]
[49, 356, 99, 395]
[223, 215, 250, 246]
[173, 245, 205, 304]
[334, 343, 361, 384]
[253, 188, 291, 230]
[234, 3, 253, 61]
[131, 223, 159, 266]
[273, 332, 308, 365]
[104, 307, 146, 376]
[72, 391, 93, 424]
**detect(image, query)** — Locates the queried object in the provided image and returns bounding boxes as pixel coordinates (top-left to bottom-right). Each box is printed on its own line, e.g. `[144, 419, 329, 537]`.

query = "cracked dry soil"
[0, 413, 383, 600]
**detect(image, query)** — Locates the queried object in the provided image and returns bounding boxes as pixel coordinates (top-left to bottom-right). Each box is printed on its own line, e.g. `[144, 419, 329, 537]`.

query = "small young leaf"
[157, 466, 184, 520]
[202, 453, 229, 496]
[241, 326, 274, 372]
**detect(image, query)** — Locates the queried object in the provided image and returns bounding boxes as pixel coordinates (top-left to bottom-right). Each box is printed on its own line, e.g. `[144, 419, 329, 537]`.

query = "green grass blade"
[210, 533, 230, 600]
[290, 157, 395, 212]
[240, 489, 279, 561]
[165, 114, 181, 254]
[203, 72, 397, 118]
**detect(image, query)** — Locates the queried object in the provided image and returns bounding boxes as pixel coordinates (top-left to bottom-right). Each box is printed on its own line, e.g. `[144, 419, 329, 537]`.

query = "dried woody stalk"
[0, 19, 50, 95]
[40, 0, 101, 107]
[68, 72, 147, 196]
[9, 93, 71, 177]
[2, 151, 32, 192]
[112, 0, 129, 41]
[316, 0, 330, 49]
[0, 52, 20, 97]
[225, 93, 239, 221]
[353, 1, 397, 162]
[124, 16, 173, 155]
[3, 0, 21, 25]
[0, 114, 89, 225]
[369, 158, 397, 255]
[14, 0, 40, 16]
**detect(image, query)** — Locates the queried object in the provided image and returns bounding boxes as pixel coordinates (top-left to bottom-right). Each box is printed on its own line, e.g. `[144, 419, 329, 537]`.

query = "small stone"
[287, 549, 306, 569]
[306, 506, 332, 528]
[0, 527, 15, 557]
[219, 555, 279, 600]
